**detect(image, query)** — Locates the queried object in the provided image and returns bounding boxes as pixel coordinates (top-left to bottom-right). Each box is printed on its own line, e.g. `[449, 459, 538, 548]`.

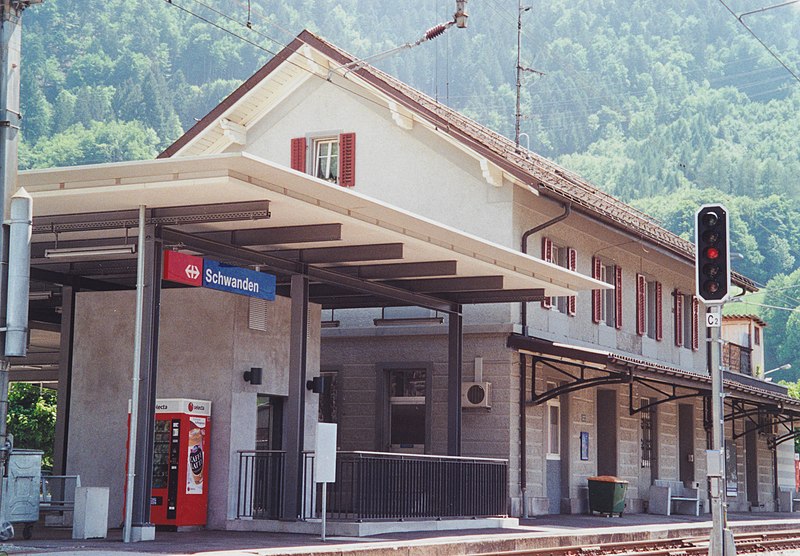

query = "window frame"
[313, 137, 340, 183]
[546, 381, 561, 460]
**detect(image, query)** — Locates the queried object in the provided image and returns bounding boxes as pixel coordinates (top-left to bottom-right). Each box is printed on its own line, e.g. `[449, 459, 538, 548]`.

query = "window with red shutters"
[541, 238, 553, 309]
[338, 132, 356, 187]
[614, 266, 623, 330]
[674, 289, 683, 347]
[290, 137, 306, 172]
[568, 248, 577, 316]
[592, 256, 602, 323]
[655, 282, 663, 341]
[636, 273, 646, 336]
[692, 296, 700, 351]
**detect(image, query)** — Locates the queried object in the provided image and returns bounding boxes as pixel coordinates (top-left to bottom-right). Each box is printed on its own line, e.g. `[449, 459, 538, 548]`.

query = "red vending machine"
[149, 398, 211, 528]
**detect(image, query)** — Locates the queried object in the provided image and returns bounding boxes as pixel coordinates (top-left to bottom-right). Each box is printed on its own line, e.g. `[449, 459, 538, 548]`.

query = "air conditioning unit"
[462, 382, 491, 409]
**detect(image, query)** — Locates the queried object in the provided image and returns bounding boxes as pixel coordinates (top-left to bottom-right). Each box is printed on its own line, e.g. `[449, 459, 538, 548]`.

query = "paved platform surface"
[4, 512, 800, 555]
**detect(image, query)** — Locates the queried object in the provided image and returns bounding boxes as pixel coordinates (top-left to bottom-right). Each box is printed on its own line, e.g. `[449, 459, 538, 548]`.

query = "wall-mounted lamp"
[44, 244, 136, 259]
[306, 375, 330, 394]
[243, 367, 263, 385]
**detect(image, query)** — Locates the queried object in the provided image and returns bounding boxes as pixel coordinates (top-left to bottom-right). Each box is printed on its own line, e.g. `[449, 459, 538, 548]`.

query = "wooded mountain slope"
[19, 0, 800, 377]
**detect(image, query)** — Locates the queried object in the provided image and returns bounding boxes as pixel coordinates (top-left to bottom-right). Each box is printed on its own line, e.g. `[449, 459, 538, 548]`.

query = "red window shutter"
[655, 281, 663, 341]
[692, 296, 700, 351]
[568, 248, 577, 316]
[674, 290, 683, 347]
[338, 132, 356, 187]
[541, 238, 553, 309]
[290, 137, 306, 172]
[592, 256, 601, 323]
[615, 266, 623, 330]
[636, 274, 646, 336]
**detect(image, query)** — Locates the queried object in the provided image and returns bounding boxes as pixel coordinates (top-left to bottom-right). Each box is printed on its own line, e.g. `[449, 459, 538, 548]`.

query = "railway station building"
[14, 30, 800, 534]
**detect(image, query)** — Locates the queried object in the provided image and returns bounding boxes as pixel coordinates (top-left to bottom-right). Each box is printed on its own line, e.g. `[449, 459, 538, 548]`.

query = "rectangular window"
[546, 381, 561, 459]
[600, 262, 616, 327]
[551, 244, 570, 313]
[646, 280, 660, 339]
[683, 293, 693, 349]
[388, 368, 426, 452]
[292, 133, 356, 187]
[754, 326, 761, 346]
[314, 138, 339, 183]
[641, 398, 654, 468]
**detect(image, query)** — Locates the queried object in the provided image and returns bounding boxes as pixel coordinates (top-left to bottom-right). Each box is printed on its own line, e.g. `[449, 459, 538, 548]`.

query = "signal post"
[696, 204, 735, 556]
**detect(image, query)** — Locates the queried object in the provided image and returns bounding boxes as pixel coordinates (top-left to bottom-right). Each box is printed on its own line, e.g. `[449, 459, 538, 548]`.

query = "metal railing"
[237, 450, 284, 519]
[723, 342, 752, 375]
[303, 451, 508, 521]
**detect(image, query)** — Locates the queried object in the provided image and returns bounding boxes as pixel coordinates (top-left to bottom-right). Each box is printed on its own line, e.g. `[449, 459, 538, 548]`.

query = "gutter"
[517, 202, 570, 518]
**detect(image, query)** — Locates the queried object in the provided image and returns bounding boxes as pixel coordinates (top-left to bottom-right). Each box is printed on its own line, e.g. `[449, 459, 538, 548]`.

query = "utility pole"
[0, 0, 40, 536]
[514, 1, 543, 151]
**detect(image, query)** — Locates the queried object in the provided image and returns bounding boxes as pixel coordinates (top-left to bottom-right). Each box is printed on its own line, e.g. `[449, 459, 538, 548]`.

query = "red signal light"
[705, 247, 720, 260]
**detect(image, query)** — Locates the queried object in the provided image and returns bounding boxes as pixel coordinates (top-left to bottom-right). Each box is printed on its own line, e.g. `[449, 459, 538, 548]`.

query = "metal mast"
[0, 0, 41, 535]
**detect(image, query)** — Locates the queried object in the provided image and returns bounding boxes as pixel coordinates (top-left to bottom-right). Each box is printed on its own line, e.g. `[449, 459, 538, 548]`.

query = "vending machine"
[129, 398, 211, 528]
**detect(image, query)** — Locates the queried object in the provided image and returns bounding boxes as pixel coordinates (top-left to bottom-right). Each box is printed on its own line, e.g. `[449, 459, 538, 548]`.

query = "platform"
[5, 512, 800, 555]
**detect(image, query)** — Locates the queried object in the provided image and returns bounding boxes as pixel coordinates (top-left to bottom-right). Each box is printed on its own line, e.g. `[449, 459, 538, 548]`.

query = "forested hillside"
[19, 0, 800, 375]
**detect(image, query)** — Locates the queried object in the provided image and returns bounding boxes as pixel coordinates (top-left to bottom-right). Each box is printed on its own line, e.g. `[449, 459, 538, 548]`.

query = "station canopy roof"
[20, 152, 609, 313]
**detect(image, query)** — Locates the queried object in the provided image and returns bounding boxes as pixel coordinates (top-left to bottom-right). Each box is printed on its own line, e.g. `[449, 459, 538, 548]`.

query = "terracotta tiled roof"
[722, 313, 768, 327]
[297, 31, 757, 292]
[160, 29, 757, 292]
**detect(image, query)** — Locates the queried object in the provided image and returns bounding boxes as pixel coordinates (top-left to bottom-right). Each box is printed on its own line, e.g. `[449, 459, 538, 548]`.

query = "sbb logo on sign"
[162, 252, 276, 301]
[163, 251, 203, 287]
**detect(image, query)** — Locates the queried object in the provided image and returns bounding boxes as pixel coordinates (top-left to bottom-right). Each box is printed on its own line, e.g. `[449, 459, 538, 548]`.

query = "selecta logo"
[188, 402, 193, 412]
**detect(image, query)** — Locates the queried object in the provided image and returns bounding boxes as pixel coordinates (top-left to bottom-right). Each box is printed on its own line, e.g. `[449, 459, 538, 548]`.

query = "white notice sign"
[315, 423, 337, 484]
[706, 312, 721, 328]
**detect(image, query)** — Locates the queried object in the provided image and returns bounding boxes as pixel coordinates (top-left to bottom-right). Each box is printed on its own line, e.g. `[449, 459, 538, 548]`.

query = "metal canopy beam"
[9, 369, 59, 382]
[439, 289, 545, 304]
[380, 275, 504, 293]
[161, 228, 458, 313]
[196, 223, 342, 246]
[328, 260, 458, 279]
[30, 267, 131, 291]
[302, 276, 504, 297]
[32, 201, 270, 233]
[529, 357, 629, 406]
[268, 243, 404, 264]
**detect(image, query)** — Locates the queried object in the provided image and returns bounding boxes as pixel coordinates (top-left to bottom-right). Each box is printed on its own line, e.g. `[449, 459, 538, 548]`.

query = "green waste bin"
[587, 476, 628, 517]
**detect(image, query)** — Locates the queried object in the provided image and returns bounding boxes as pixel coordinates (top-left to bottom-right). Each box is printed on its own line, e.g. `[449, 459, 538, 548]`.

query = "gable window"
[314, 139, 339, 182]
[541, 238, 576, 315]
[290, 132, 356, 187]
[593, 257, 622, 328]
[636, 274, 662, 340]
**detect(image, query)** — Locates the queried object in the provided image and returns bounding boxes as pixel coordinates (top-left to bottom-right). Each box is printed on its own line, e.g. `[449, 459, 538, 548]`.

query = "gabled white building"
[156, 29, 800, 517]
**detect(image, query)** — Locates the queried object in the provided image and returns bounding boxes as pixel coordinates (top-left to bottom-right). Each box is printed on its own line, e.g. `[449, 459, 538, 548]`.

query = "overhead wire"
[161, 0, 419, 127]
[716, 0, 800, 85]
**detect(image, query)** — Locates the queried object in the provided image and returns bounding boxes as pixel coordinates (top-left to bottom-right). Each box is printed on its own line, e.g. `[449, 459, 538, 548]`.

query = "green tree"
[7, 384, 57, 469]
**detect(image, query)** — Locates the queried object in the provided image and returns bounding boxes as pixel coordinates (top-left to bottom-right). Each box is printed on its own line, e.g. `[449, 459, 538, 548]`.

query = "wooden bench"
[778, 487, 800, 512]
[648, 480, 700, 516]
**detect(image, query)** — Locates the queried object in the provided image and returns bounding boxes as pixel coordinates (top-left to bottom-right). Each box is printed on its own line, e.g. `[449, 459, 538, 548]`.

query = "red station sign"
[163, 251, 203, 287]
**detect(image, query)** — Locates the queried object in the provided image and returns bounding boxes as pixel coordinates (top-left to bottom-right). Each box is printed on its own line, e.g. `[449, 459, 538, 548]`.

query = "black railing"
[304, 451, 508, 521]
[237, 450, 284, 519]
[723, 342, 753, 375]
